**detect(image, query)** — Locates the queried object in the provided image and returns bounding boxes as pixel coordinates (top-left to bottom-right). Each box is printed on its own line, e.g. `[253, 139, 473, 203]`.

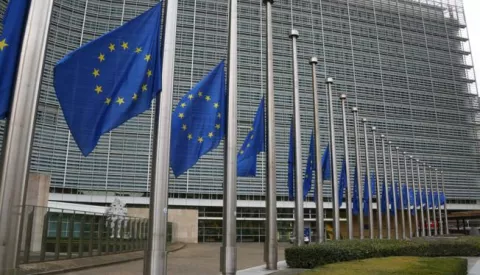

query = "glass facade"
[0, 0, 478, 202]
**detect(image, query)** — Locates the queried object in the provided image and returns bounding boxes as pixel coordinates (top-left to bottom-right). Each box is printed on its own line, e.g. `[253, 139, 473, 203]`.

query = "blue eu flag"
[54, 3, 163, 156]
[440, 192, 446, 206]
[288, 120, 294, 201]
[170, 61, 226, 177]
[0, 0, 31, 119]
[416, 190, 422, 208]
[389, 184, 395, 216]
[381, 180, 387, 214]
[410, 188, 416, 215]
[322, 145, 331, 180]
[352, 165, 360, 216]
[362, 172, 369, 216]
[303, 131, 315, 199]
[337, 159, 347, 207]
[363, 172, 376, 216]
[402, 184, 408, 209]
[312, 145, 332, 201]
[395, 182, 402, 209]
[237, 98, 265, 177]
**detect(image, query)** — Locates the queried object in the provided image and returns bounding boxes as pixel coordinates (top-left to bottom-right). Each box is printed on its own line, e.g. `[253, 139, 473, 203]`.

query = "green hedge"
[285, 237, 480, 269]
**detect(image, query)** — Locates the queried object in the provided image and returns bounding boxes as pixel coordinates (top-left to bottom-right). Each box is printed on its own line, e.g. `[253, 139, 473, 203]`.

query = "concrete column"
[21, 173, 51, 252]
[129, 208, 198, 244]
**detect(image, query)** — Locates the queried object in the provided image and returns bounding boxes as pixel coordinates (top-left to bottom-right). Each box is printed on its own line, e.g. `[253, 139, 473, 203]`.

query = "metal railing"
[18, 205, 171, 265]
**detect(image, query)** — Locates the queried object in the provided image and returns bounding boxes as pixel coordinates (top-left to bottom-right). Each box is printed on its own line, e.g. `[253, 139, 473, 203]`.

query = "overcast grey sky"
[464, 0, 479, 87]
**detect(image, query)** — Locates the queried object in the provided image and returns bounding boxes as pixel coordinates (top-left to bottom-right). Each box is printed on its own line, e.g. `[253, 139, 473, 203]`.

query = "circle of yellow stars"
[239, 125, 255, 156]
[177, 90, 222, 144]
[92, 41, 153, 107]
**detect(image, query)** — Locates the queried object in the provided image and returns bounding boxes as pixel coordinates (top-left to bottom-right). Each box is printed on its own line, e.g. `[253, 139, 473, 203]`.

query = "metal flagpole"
[352, 108, 364, 239]
[388, 142, 399, 240]
[381, 135, 391, 239]
[435, 169, 443, 235]
[0, 0, 53, 272]
[340, 94, 352, 240]
[423, 163, 431, 237]
[221, 0, 238, 273]
[428, 166, 437, 236]
[311, 57, 324, 244]
[395, 147, 406, 239]
[410, 156, 419, 237]
[264, 0, 277, 268]
[441, 171, 449, 234]
[326, 77, 339, 240]
[145, 0, 178, 274]
[290, 29, 304, 246]
[362, 119, 374, 239]
[371, 127, 382, 239]
[416, 159, 426, 237]
[403, 152, 412, 239]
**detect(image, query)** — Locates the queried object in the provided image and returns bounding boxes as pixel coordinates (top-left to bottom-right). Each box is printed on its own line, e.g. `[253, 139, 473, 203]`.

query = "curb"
[168, 242, 187, 253]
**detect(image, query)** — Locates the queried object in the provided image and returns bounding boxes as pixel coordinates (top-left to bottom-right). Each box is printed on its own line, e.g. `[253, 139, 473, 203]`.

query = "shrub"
[285, 236, 480, 269]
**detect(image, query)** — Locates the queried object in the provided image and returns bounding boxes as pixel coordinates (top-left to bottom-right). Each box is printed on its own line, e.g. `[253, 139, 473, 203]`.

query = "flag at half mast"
[170, 61, 226, 177]
[0, 0, 32, 119]
[54, 3, 163, 156]
[237, 98, 265, 177]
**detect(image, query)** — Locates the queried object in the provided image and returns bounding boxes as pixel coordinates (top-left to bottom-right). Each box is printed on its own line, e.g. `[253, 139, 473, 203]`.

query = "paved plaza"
[61, 243, 289, 275]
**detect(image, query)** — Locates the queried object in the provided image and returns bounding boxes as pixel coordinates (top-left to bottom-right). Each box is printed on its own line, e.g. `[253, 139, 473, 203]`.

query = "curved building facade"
[0, 0, 479, 240]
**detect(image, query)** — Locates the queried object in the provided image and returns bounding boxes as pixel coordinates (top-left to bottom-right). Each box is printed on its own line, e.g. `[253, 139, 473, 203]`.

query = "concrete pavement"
[61, 243, 289, 275]
[468, 257, 480, 275]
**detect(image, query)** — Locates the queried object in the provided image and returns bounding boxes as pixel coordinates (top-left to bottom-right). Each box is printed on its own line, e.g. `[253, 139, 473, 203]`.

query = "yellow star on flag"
[188, 94, 194, 100]
[105, 97, 112, 105]
[94, 85, 102, 94]
[188, 133, 193, 140]
[121, 41, 129, 50]
[250, 135, 254, 139]
[144, 54, 151, 62]
[135, 47, 142, 54]
[198, 137, 204, 143]
[116, 97, 125, 105]
[240, 150, 244, 155]
[198, 91, 203, 97]
[205, 95, 211, 101]
[217, 113, 221, 118]
[182, 124, 187, 131]
[181, 102, 187, 108]
[132, 93, 138, 101]
[179, 113, 184, 119]
[98, 53, 105, 62]
[108, 43, 115, 52]
[147, 70, 152, 77]
[208, 132, 214, 138]
[215, 124, 221, 130]
[0, 39, 8, 51]
[214, 103, 219, 108]
[142, 84, 148, 92]
[247, 144, 250, 148]
[92, 68, 100, 78]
